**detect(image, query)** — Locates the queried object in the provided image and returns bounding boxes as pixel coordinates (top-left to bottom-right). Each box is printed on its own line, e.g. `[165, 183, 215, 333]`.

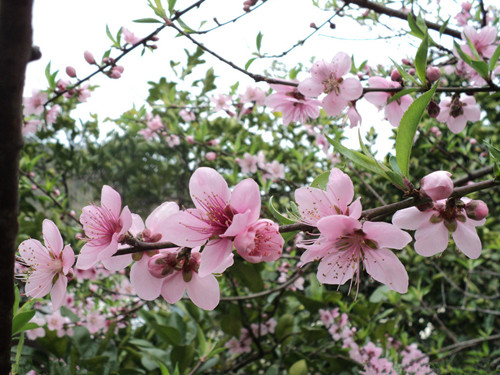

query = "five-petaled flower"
[18, 219, 75, 310]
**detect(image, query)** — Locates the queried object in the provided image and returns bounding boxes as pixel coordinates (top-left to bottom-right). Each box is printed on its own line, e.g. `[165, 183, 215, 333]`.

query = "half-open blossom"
[76, 185, 132, 270]
[298, 53, 363, 116]
[364, 77, 413, 127]
[18, 219, 75, 310]
[234, 219, 283, 263]
[300, 215, 411, 293]
[420, 171, 454, 201]
[161, 167, 260, 277]
[146, 248, 226, 310]
[295, 168, 362, 227]
[121, 27, 141, 45]
[265, 84, 320, 126]
[436, 95, 480, 133]
[392, 198, 487, 259]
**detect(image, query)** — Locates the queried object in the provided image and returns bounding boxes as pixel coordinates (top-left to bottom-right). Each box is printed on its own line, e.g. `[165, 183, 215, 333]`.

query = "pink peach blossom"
[23, 90, 48, 116]
[364, 77, 413, 127]
[18, 219, 75, 310]
[210, 94, 232, 112]
[76, 185, 132, 271]
[300, 215, 411, 293]
[265, 84, 320, 125]
[121, 27, 141, 45]
[392, 198, 487, 259]
[298, 52, 363, 116]
[237, 152, 259, 173]
[234, 219, 283, 263]
[46, 105, 61, 126]
[461, 26, 498, 58]
[239, 86, 266, 105]
[161, 167, 260, 277]
[295, 168, 362, 227]
[436, 95, 480, 133]
[179, 109, 196, 122]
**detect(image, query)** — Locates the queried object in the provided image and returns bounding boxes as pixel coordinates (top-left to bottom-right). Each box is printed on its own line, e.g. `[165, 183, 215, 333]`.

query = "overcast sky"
[25, 0, 466, 150]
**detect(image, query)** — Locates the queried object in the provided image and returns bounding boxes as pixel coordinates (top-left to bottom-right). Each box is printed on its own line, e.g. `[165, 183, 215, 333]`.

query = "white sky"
[25, 0, 466, 151]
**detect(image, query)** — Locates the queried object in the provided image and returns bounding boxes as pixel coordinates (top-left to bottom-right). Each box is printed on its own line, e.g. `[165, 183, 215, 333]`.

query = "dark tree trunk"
[0, 1, 34, 373]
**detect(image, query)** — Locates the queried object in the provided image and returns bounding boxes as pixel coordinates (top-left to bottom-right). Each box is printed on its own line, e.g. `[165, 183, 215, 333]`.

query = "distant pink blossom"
[392, 198, 487, 259]
[461, 26, 498, 58]
[210, 94, 232, 112]
[300, 215, 411, 293]
[179, 109, 196, 122]
[121, 27, 141, 45]
[85, 310, 107, 334]
[295, 168, 362, 227]
[45, 310, 72, 337]
[436, 94, 480, 133]
[206, 151, 217, 161]
[455, 3, 472, 26]
[26, 315, 46, 340]
[364, 77, 413, 127]
[76, 185, 132, 271]
[161, 167, 260, 277]
[77, 84, 91, 102]
[23, 120, 41, 136]
[265, 84, 320, 125]
[18, 219, 75, 310]
[46, 105, 61, 126]
[234, 219, 283, 263]
[262, 160, 285, 181]
[236, 153, 259, 173]
[298, 52, 363, 116]
[239, 86, 266, 106]
[23, 90, 48, 116]
[166, 134, 180, 147]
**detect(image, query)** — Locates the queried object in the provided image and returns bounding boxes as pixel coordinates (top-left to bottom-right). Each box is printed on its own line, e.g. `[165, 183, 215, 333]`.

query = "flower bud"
[465, 200, 488, 220]
[390, 69, 402, 82]
[310, 22, 317, 29]
[84, 51, 95, 64]
[426, 66, 441, 82]
[186, 135, 195, 144]
[420, 171, 454, 201]
[151, 35, 160, 41]
[427, 100, 440, 118]
[206, 152, 217, 161]
[408, 68, 416, 75]
[462, 2, 472, 12]
[66, 66, 77, 78]
[402, 58, 411, 65]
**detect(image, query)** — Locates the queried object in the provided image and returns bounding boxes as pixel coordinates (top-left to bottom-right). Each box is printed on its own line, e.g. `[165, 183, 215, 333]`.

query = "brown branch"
[0, 1, 34, 373]
[344, 0, 461, 39]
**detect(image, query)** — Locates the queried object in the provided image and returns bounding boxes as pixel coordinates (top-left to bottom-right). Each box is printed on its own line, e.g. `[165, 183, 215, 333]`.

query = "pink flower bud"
[420, 171, 454, 201]
[402, 58, 411, 65]
[31, 185, 37, 191]
[29, 171, 35, 177]
[408, 68, 416, 75]
[66, 66, 77, 78]
[390, 69, 402, 81]
[427, 100, 440, 118]
[186, 135, 195, 144]
[115, 65, 124, 73]
[53, 189, 61, 197]
[426, 66, 441, 82]
[84, 51, 95, 64]
[234, 219, 283, 263]
[310, 22, 317, 29]
[462, 2, 472, 12]
[70, 210, 76, 217]
[465, 200, 488, 220]
[469, 138, 477, 145]
[151, 35, 159, 41]
[206, 152, 217, 161]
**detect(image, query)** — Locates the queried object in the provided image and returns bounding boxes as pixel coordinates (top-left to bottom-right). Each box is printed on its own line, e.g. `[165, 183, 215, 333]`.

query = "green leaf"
[454, 42, 472, 65]
[325, 135, 388, 178]
[206, 347, 226, 359]
[288, 359, 308, 375]
[415, 33, 429, 84]
[256, 32, 263, 52]
[197, 324, 207, 355]
[268, 196, 296, 225]
[105, 25, 116, 44]
[154, 0, 167, 18]
[387, 88, 420, 105]
[245, 57, 256, 70]
[168, 0, 176, 15]
[158, 361, 171, 375]
[464, 34, 481, 60]
[407, 13, 425, 39]
[12, 310, 36, 336]
[439, 18, 450, 36]
[13, 285, 20, 313]
[469, 60, 490, 79]
[484, 141, 500, 160]
[389, 156, 402, 174]
[134, 18, 163, 23]
[489, 43, 500, 71]
[310, 171, 330, 190]
[395, 81, 438, 178]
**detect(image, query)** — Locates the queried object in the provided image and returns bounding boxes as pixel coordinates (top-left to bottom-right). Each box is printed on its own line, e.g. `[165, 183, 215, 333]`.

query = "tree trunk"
[0, 1, 34, 373]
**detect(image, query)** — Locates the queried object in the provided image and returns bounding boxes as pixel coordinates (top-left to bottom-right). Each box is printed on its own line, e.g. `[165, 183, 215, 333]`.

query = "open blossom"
[436, 95, 480, 133]
[18, 220, 75, 310]
[265, 84, 320, 126]
[392, 198, 487, 259]
[23, 119, 41, 136]
[76, 185, 132, 271]
[23, 90, 48, 116]
[364, 77, 413, 127]
[262, 160, 285, 181]
[300, 215, 411, 293]
[146, 248, 226, 310]
[455, 2, 472, 26]
[240, 86, 266, 106]
[461, 26, 498, 59]
[298, 53, 363, 116]
[210, 94, 232, 112]
[121, 27, 141, 45]
[234, 219, 283, 263]
[179, 109, 196, 122]
[236, 152, 259, 173]
[295, 167, 362, 227]
[46, 105, 61, 126]
[161, 167, 260, 277]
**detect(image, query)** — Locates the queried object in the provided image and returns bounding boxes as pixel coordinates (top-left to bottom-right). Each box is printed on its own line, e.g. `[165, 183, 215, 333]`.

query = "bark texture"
[0, 1, 34, 373]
